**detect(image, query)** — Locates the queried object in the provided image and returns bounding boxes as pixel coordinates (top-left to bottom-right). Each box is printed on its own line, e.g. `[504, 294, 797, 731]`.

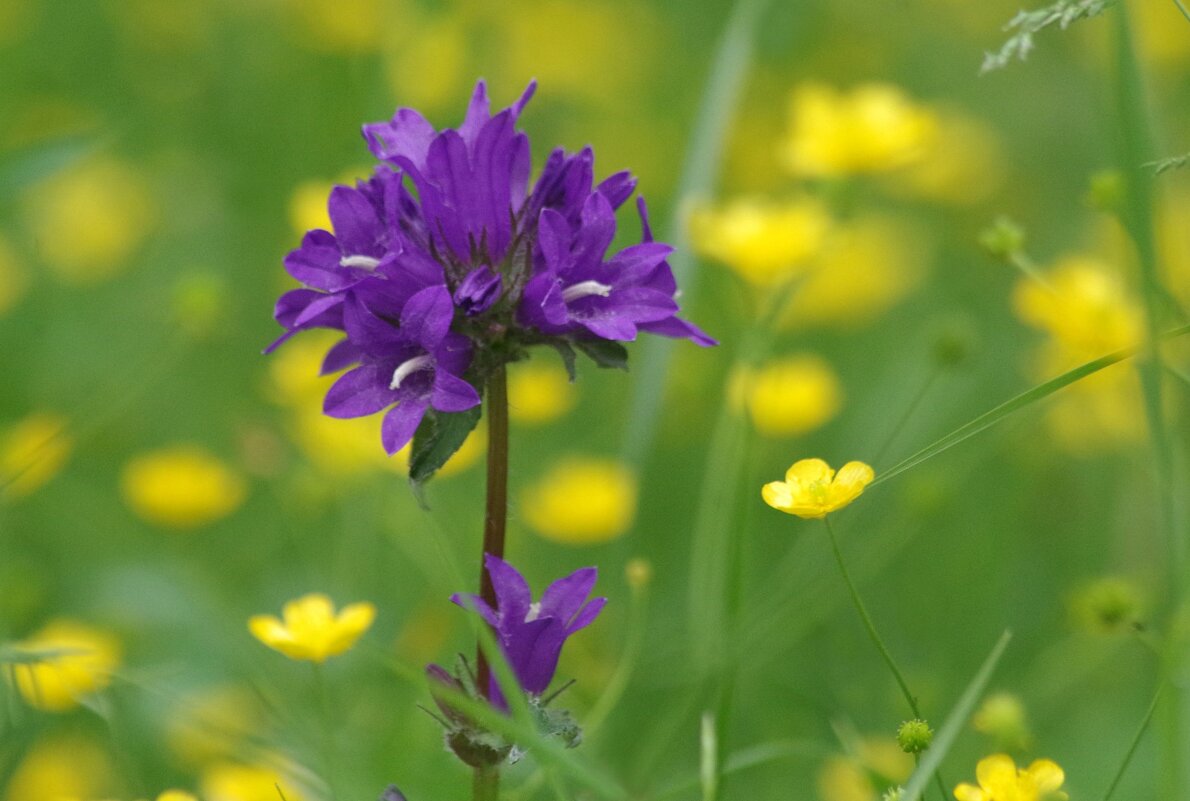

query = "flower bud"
[897, 719, 933, 754]
[978, 216, 1025, 261]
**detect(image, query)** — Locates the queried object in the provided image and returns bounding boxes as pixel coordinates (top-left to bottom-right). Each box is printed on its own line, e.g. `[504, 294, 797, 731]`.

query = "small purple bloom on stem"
[452, 555, 605, 698]
[454, 267, 503, 316]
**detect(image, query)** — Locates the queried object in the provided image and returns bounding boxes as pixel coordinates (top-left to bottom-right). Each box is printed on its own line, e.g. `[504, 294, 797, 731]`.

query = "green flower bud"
[882, 788, 904, 801]
[978, 216, 1026, 261]
[897, 718, 933, 754]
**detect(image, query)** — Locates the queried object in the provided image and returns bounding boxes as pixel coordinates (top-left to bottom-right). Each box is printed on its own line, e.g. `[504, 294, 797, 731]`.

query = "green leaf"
[574, 338, 629, 371]
[872, 324, 1190, 488]
[408, 405, 483, 488]
[902, 630, 1013, 801]
[549, 340, 578, 382]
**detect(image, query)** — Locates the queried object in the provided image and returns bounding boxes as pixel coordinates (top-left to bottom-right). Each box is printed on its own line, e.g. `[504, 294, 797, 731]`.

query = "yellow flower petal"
[1025, 759, 1065, 793]
[952, 784, 987, 801]
[975, 754, 1019, 796]
[250, 594, 374, 663]
[785, 457, 833, 486]
[761, 480, 795, 511]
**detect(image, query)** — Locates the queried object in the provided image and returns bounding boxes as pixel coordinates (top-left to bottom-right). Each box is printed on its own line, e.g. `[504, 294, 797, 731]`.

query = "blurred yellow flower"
[972, 692, 1032, 752]
[521, 457, 637, 545]
[732, 355, 842, 437]
[954, 754, 1067, 801]
[287, 0, 391, 53]
[1013, 257, 1142, 356]
[3, 735, 116, 801]
[0, 232, 30, 315]
[201, 761, 305, 801]
[762, 458, 874, 519]
[287, 179, 334, 238]
[383, 14, 468, 113]
[817, 737, 911, 801]
[508, 359, 577, 424]
[166, 684, 263, 767]
[497, 0, 657, 107]
[781, 216, 927, 330]
[121, 445, 247, 528]
[157, 791, 198, 801]
[249, 593, 375, 663]
[1, 412, 72, 499]
[780, 83, 936, 178]
[24, 157, 154, 284]
[896, 110, 1005, 206]
[10, 619, 121, 712]
[689, 196, 831, 286]
[266, 329, 340, 406]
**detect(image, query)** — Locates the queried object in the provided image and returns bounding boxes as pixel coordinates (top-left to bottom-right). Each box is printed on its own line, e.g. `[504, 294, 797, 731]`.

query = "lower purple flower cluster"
[269, 81, 714, 458]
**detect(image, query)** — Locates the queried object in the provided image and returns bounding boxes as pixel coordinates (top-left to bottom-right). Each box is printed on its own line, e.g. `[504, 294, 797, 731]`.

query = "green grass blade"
[902, 630, 1013, 801]
[871, 324, 1190, 488]
[621, 0, 768, 465]
[1101, 683, 1163, 801]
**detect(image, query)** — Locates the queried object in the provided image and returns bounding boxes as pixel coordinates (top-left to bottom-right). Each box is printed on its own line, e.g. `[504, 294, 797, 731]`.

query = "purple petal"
[381, 397, 429, 455]
[293, 292, 345, 329]
[454, 266, 503, 316]
[607, 242, 675, 284]
[363, 108, 436, 167]
[567, 597, 606, 634]
[324, 364, 396, 418]
[484, 554, 531, 623]
[450, 593, 499, 628]
[503, 618, 567, 695]
[519, 273, 569, 331]
[639, 316, 718, 347]
[400, 285, 455, 349]
[581, 315, 637, 341]
[536, 209, 571, 271]
[596, 170, 637, 210]
[321, 338, 362, 374]
[458, 80, 491, 145]
[539, 567, 597, 622]
[431, 372, 481, 413]
[328, 185, 382, 256]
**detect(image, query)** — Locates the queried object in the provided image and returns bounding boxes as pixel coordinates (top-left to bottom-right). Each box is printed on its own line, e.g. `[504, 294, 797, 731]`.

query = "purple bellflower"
[451, 554, 605, 702]
[269, 81, 715, 461]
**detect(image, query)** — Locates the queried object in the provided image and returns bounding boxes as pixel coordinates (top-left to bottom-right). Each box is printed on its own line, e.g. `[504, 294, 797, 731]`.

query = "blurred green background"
[1, 0, 1188, 799]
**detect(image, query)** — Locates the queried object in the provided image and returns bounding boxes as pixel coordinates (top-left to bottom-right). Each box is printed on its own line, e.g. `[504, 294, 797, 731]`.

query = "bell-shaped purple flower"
[452, 555, 605, 698]
[323, 286, 480, 454]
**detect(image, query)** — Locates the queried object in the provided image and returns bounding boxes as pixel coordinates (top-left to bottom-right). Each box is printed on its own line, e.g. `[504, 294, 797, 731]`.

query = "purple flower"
[451, 555, 605, 699]
[324, 286, 479, 454]
[268, 80, 715, 462]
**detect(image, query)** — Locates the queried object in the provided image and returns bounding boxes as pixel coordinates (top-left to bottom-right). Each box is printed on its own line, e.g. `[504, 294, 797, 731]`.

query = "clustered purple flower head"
[268, 80, 715, 460]
[448, 554, 605, 705]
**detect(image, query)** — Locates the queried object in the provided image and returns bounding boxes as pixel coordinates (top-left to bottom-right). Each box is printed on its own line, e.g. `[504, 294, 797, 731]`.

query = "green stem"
[475, 364, 510, 800]
[311, 663, 340, 801]
[1110, 5, 1186, 797]
[823, 517, 948, 800]
[873, 366, 941, 467]
[474, 765, 500, 801]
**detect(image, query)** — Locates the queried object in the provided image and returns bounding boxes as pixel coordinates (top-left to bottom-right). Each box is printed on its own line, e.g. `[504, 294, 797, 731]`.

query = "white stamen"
[340, 254, 382, 270]
[562, 280, 613, 303]
[526, 602, 542, 622]
[389, 355, 433, 390]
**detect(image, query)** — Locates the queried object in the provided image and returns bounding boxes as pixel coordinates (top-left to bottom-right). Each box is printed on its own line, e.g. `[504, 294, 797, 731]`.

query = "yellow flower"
[3, 735, 117, 801]
[24, 157, 154, 284]
[816, 737, 911, 801]
[286, 0, 392, 53]
[9, 619, 121, 712]
[780, 83, 937, 178]
[157, 792, 199, 801]
[780, 215, 927, 330]
[954, 754, 1067, 801]
[508, 359, 577, 424]
[201, 761, 305, 801]
[165, 684, 264, 767]
[521, 457, 637, 545]
[895, 110, 1004, 206]
[249, 593, 375, 663]
[1013, 257, 1142, 356]
[689, 196, 831, 287]
[1, 412, 72, 499]
[762, 458, 874, 519]
[733, 355, 842, 437]
[121, 445, 247, 528]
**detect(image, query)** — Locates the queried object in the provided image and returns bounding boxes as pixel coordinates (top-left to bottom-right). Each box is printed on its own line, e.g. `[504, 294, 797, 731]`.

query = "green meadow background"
[1, 1, 1188, 800]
